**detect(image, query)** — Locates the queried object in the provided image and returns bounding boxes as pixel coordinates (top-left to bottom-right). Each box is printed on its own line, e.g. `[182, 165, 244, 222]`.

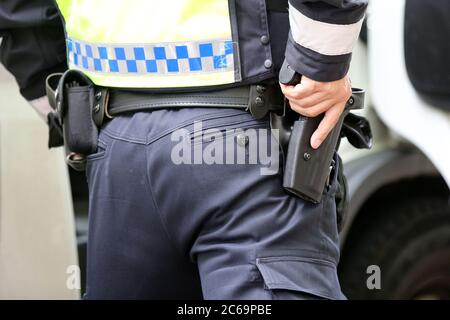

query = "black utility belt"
[106, 85, 285, 120]
[45, 70, 284, 153]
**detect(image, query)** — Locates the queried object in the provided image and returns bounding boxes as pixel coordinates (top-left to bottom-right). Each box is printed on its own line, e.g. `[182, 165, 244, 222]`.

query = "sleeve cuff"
[284, 32, 352, 82]
[20, 62, 67, 101]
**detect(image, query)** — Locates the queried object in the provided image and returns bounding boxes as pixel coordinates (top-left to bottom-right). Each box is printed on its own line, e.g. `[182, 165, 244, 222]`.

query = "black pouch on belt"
[46, 70, 106, 155]
[64, 85, 97, 155]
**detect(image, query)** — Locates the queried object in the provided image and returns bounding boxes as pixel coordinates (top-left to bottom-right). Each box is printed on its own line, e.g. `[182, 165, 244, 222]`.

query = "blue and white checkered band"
[67, 38, 236, 75]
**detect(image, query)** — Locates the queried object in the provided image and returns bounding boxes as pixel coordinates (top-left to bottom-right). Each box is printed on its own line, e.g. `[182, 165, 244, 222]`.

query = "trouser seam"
[144, 144, 184, 257]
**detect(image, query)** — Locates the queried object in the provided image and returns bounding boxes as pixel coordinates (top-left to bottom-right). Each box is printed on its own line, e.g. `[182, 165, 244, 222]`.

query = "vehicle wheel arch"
[340, 148, 448, 247]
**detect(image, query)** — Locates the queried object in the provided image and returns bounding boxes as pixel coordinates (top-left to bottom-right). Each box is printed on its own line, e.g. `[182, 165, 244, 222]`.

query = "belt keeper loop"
[102, 89, 115, 120]
[248, 84, 270, 119]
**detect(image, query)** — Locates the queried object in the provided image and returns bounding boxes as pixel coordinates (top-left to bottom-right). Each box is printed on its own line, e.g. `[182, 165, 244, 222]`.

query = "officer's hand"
[280, 75, 352, 149]
[29, 96, 54, 123]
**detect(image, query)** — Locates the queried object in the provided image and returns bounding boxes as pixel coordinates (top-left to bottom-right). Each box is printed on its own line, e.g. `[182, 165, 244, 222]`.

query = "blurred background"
[0, 0, 449, 299]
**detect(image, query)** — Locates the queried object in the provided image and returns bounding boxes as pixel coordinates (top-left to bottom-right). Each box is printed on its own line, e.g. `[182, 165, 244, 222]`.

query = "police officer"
[1, 0, 367, 299]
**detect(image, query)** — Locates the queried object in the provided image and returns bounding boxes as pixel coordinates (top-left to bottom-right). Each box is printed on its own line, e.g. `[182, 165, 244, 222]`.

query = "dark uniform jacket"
[0, 0, 367, 101]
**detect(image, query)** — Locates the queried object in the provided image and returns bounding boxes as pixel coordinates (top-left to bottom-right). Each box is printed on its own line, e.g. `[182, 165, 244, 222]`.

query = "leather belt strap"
[107, 84, 285, 120]
[108, 87, 249, 114]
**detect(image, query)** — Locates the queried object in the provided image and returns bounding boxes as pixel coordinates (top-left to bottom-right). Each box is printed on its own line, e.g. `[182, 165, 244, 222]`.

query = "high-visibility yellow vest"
[55, 0, 240, 88]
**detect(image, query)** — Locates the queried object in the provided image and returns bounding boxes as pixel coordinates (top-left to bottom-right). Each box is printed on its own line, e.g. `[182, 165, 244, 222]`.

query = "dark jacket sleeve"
[286, 0, 368, 82]
[0, 0, 67, 100]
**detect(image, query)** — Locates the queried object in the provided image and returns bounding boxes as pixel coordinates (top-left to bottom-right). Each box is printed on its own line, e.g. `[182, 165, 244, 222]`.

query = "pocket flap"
[256, 256, 346, 300]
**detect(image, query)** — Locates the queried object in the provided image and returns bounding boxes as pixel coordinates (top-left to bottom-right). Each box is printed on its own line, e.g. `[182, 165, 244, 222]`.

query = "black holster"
[277, 60, 373, 206]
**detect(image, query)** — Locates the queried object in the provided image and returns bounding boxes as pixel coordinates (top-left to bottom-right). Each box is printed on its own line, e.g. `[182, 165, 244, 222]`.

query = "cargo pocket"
[255, 256, 346, 300]
[85, 133, 112, 186]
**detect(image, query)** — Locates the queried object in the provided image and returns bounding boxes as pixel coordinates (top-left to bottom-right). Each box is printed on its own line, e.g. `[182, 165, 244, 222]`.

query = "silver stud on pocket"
[237, 133, 249, 147]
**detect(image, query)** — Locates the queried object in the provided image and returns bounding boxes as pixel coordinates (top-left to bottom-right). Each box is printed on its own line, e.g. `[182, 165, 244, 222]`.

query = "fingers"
[279, 75, 351, 149]
[310, 103, 345, 149]
[294, 91, 329, 108]
[280, 79, 317, 100]
[290, 98, 334, 117]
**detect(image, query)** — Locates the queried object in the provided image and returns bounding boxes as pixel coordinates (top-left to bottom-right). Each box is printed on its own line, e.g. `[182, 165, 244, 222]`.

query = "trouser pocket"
[255, 255, 346, 300]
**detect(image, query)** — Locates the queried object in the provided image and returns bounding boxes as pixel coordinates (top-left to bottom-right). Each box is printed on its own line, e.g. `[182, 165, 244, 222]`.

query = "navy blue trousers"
[84, 107, 345, 300]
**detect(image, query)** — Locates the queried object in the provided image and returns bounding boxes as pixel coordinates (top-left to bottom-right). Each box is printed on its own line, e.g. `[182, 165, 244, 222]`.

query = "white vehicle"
[0, 0, 449, 299]
[339, 0, 450, 299]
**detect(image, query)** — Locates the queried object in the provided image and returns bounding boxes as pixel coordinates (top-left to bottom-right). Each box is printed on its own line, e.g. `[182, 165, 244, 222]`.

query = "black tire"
[339, 195, 450, 299]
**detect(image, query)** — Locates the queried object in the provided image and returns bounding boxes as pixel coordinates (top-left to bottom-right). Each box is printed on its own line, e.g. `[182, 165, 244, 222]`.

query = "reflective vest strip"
[68, 38, 236, 76]
[289, 3, 363, 56]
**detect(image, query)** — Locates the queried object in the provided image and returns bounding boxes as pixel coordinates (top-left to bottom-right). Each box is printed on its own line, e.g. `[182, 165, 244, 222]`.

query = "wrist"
[28, 96, 54, 123]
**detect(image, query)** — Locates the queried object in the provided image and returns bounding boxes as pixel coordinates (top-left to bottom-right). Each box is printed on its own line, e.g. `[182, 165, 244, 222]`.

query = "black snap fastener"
[303, 152, 311, 161]
[255, 96, 265, 106]
[256, 85, 266, 93]
[260, 35, 269, 45]
[264, 59, 273, 69]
